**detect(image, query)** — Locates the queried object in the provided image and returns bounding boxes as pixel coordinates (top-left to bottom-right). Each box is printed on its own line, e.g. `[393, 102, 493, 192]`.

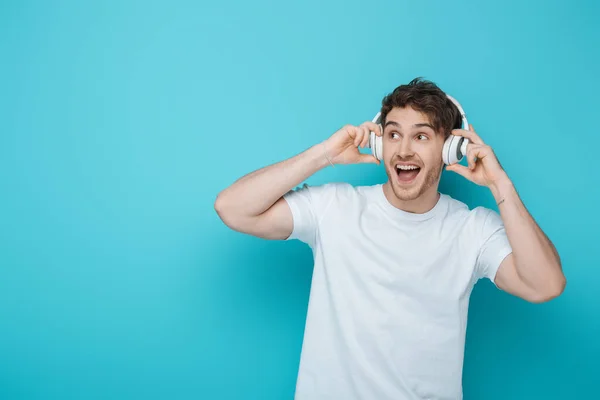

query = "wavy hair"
[380, 77, 462, 138]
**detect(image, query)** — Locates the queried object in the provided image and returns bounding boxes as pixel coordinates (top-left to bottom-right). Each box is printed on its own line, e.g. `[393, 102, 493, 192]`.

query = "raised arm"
[214, 121, 382, 240]
[446, 124, 565, 303]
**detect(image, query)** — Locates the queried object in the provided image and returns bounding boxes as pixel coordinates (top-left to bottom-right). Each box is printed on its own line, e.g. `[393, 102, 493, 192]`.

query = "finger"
[466, 146, 479, 170]
[356, 124, 365, 144]
[452, 125, 484, 145]
[468, 144, 493, 169]
[360, 126, 370, 148]
[361, 121, 382, 137]
[363, 125, 372, 147]
[349, 126, 362, 148]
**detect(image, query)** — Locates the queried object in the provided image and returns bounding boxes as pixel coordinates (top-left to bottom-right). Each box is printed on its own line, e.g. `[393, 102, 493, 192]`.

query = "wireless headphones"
[367, 94, 470, 165]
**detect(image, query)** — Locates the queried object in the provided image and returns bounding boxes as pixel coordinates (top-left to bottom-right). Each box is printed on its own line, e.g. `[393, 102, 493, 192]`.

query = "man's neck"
[382, 182, 441, 214]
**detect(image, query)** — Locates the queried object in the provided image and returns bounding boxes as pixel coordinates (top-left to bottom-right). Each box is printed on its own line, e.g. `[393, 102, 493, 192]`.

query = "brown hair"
[380, 77, 462, 138]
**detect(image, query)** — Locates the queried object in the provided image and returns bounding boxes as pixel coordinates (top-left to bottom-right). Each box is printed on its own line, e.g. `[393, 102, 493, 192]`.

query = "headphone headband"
[372, 94, 468, 131]
[445, 94, 468, 131]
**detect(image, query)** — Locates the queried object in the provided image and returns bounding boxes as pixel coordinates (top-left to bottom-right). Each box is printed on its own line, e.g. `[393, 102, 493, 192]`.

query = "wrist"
[320, 141, 336, 167]
[305, 142, 334, 170]
[489, 177, 515, 204]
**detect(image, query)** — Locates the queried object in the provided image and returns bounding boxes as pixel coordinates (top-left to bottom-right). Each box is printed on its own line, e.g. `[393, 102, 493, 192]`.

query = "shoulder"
[286, 181, 377, 200]
[441, 193, 504, 238]
[284, 182, 379, 213]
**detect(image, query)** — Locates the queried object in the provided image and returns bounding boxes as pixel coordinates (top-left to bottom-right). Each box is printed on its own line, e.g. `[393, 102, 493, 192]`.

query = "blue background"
[1, 0, 598, 398]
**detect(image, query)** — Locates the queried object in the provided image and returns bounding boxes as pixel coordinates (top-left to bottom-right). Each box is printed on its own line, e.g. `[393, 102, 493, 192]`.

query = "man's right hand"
[322, 121, 382, 165]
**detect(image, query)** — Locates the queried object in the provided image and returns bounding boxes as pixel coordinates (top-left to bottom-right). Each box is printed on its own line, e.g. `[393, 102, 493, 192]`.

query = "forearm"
[490, 179, 565, 293]
[215, 142, 330, 218]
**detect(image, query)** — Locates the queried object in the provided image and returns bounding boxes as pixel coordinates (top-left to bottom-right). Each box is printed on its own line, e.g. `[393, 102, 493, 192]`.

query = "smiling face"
[382, 106, 446, 202]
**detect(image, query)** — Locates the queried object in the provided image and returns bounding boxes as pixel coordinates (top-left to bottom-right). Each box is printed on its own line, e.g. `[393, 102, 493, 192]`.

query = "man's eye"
[417, 134, 428, 140]
[391, 132, 400, 139]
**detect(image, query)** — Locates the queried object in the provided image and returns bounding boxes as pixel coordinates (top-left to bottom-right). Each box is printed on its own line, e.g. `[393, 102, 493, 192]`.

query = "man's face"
[382, 106, 446, 201]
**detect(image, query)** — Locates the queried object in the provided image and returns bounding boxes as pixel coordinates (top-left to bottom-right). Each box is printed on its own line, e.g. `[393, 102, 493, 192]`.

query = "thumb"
[358, 153, 380, 165]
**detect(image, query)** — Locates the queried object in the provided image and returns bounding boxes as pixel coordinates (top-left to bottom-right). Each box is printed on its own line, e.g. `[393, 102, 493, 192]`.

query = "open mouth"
[395, 163, 421, 184]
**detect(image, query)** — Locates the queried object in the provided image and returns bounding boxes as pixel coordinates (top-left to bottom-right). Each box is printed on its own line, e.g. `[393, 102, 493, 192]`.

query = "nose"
[398, 137, 414, 158]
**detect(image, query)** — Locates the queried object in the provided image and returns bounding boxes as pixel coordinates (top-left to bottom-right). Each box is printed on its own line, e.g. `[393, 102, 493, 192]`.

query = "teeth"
[396, 165, 420, 170]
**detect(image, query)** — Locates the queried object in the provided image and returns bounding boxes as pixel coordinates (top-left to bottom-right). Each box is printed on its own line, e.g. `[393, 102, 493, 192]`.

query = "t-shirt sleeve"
[474, 207, 513, 285]
[282, 183, 336, 248]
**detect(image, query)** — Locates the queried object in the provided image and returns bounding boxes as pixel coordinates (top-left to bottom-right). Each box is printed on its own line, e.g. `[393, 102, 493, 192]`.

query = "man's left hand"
[445, 124, 511, 188]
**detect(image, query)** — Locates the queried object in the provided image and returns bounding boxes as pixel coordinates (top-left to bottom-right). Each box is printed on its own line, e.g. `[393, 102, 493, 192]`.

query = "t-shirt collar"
[375, 184, 447, 222]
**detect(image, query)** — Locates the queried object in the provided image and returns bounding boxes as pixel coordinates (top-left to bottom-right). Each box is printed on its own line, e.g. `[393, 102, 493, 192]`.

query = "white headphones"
[367, 94, 470, 165]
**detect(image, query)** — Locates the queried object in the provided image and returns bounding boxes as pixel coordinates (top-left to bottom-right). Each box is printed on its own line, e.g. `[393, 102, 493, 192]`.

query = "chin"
[390, 180, 426, 201]
[391, 186, 423, 201]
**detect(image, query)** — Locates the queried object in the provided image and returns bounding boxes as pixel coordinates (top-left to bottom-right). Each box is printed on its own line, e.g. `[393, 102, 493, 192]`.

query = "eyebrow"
[384, 121, 435, 131]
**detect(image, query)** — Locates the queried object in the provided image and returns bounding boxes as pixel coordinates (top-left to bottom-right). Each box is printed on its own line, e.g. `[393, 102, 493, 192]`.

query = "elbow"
[214, 193, 245, 231]
[214, 193, 233, 225]
[214, 193, 226, 217]
[529, 274, 567, 304]
[552, 275, 567, 299]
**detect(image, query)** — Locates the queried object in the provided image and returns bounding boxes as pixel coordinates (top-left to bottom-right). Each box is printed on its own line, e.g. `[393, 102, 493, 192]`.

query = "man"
[214, 78, 565, 399]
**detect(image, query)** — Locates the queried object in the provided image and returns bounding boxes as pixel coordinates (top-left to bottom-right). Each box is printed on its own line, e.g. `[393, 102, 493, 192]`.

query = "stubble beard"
[388, 161, 443, 201]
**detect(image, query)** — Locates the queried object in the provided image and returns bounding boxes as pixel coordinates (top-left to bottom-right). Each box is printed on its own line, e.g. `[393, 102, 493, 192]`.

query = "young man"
[214, 78, 565, 399]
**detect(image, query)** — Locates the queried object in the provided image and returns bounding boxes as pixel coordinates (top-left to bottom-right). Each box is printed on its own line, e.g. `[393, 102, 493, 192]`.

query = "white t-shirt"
[283, 182, 512, 400]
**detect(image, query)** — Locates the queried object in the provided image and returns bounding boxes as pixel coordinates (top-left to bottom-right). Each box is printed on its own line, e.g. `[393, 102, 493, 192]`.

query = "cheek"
[382, 142, 395, 159]
[419, 146, 443, 166]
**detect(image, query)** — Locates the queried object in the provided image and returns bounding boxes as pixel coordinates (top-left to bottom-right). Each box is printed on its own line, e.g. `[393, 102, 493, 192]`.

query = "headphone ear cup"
[443, 135, 469, 165]
[442, 136, 452, 165]
[375, 134, 383, 161]
[368, 125, 383, 161]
